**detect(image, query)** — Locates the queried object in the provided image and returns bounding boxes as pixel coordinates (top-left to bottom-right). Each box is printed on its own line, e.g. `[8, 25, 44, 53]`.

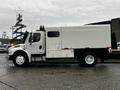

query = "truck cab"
[8, 30, 46, 66]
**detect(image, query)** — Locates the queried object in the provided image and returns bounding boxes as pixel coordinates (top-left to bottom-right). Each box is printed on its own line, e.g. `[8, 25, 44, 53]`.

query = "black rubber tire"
[80, 52, 97, 67]
[13, 52, 29, 67]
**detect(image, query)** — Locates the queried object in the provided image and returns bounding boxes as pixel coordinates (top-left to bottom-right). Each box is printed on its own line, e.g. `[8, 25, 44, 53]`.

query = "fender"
[8, 47, 31, 63]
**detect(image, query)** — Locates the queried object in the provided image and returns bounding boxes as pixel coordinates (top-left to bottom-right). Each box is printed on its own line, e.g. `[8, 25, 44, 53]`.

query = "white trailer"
[8, 25, 111, 67]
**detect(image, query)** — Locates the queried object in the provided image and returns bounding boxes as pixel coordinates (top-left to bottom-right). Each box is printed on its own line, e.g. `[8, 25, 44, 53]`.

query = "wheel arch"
[74, 48, 109, 62]
[13, 50, 31, 63]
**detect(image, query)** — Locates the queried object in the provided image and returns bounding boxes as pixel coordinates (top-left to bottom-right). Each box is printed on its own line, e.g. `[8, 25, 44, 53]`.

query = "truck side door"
[26, 32, 45, 55]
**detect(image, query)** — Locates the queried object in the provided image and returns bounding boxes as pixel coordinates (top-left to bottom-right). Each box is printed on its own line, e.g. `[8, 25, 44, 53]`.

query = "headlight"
[8, 50, 13, 55]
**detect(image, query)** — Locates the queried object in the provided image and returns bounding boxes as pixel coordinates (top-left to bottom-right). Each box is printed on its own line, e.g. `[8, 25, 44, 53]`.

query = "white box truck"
[8, 25, 111, 67]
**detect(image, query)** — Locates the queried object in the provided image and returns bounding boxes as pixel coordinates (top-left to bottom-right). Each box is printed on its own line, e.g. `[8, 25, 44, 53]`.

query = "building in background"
[87, 18, 120, 49]
[0, 38, 11, 45]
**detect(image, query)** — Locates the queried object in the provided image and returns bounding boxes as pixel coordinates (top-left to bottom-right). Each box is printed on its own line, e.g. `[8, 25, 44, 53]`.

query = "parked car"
[0, 45, 7, 53]
[0, 44, 11, 52]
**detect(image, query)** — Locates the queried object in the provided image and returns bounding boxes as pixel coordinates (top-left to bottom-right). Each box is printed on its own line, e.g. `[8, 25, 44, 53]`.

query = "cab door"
[26, 31, 45, 55]
[46, 28, 62, 58]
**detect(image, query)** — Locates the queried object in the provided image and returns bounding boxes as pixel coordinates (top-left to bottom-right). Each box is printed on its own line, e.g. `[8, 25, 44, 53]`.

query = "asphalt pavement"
[0, 53, 120, 90]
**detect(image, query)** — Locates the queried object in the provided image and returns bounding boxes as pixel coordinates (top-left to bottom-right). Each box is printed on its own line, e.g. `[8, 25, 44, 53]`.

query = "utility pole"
[10, 26, 14, 39]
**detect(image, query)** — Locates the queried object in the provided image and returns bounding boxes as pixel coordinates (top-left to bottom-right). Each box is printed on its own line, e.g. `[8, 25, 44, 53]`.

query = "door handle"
[39, 45, 42, 49]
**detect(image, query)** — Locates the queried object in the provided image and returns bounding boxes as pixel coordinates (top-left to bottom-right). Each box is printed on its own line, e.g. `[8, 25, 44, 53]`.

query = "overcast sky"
[0, 0, 120, 38]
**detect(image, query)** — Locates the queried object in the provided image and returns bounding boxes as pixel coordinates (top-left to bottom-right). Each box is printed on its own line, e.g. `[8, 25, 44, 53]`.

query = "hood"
[9, 44, 26, 50]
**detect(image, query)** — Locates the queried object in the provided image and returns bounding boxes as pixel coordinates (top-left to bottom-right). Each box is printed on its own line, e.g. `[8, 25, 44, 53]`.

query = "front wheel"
[80, 52, 97, 67]
[13, 52, 29, 67]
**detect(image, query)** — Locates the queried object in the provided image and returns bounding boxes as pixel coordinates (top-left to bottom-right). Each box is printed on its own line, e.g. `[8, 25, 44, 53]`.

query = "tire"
[80, 52, 97, 67]
[13, 52, 29, 67]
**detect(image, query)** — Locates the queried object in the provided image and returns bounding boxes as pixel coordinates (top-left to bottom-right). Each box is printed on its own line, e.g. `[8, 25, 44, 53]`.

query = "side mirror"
[29, 33, 33, 45]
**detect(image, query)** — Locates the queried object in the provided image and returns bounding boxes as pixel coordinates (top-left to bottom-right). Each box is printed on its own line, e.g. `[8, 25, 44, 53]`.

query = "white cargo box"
[61, 25, 111, 49]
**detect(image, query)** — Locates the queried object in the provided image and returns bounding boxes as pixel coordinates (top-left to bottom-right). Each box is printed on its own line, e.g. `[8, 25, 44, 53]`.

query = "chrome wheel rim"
[85, 55, 95, 64]
[16, 55, 25, 65]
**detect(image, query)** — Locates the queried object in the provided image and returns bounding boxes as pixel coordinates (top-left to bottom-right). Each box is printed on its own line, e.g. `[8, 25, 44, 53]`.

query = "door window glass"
[29, 33, 41, 42]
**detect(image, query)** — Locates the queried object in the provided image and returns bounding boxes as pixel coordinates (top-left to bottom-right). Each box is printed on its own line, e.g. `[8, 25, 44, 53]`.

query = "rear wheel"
[13, 52, 29, 67]
[80, 52, 97, 67]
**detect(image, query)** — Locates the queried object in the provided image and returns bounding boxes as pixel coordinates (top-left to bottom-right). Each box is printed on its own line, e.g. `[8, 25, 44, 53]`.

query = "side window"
[47, 31, 60, 37]
[33, 33, 41, 42]
[29, 33, 41, 43]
